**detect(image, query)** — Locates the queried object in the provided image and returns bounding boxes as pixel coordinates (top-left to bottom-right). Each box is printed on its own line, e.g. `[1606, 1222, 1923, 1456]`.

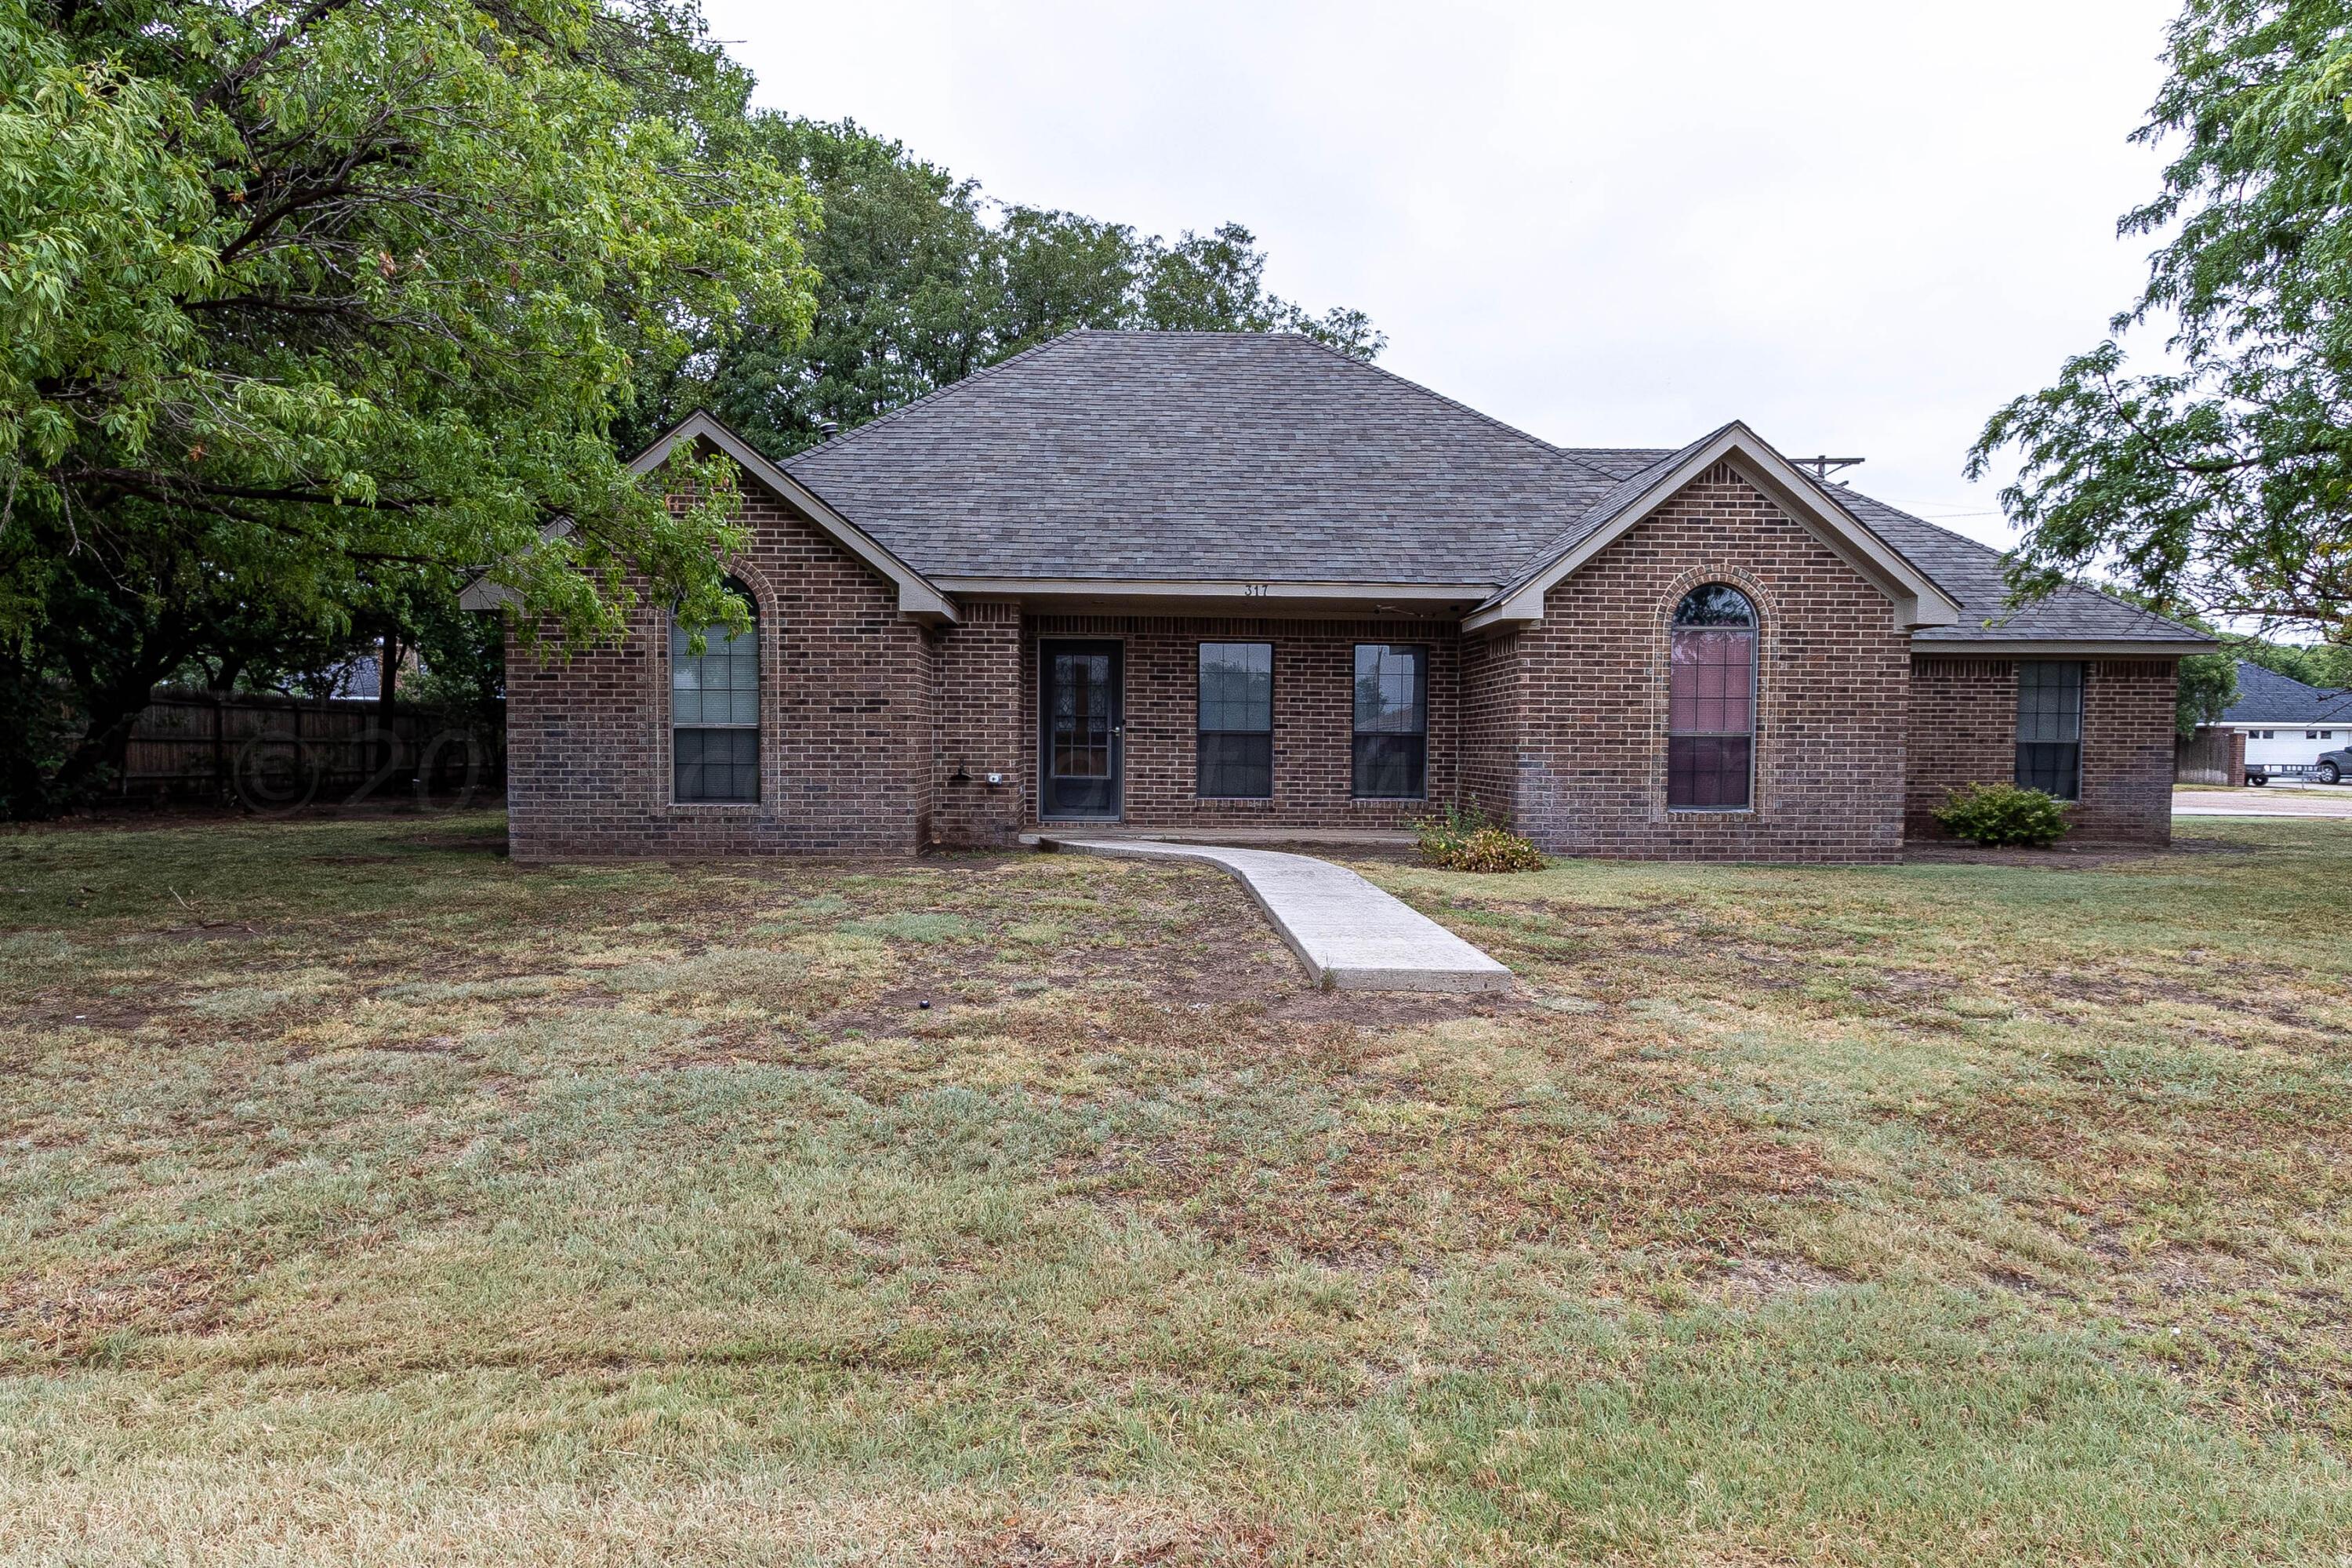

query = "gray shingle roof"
[1519, 441, 2200, 644]
[775, 329, 2210, 646]
[1832, 488, 2206, 647]
[1483, 428, 1728, 607]
[2222, 662, 2352, 724]
[785, 330, 1617, 585]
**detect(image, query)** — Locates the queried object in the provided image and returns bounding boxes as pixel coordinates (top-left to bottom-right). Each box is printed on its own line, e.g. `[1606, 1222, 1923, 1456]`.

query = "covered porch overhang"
[930, 577, 1495, 622]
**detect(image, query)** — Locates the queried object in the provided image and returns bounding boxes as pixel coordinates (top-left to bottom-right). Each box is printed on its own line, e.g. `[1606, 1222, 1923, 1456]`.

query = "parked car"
[2321, 746, 2352, 786]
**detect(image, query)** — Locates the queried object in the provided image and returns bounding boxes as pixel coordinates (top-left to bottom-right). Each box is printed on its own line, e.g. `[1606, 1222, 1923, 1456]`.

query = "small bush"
[1414, 801, 1547, 872]
[1933, 782, 2072, 848]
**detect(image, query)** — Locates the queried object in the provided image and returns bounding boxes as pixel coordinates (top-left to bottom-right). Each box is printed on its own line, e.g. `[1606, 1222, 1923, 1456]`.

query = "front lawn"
[2, 813, 2350, 1564]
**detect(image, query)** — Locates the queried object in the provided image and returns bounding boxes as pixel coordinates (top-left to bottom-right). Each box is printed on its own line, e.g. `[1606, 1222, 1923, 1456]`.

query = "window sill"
[1667, 805, 1755, 815]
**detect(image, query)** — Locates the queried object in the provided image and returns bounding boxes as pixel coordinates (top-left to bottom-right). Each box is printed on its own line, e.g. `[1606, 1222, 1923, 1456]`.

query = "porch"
[933, 605, 1476, 847]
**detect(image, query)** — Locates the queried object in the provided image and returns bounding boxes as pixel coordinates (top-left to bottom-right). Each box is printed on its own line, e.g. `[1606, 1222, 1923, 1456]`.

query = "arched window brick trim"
[1661, 574, 1766, 813]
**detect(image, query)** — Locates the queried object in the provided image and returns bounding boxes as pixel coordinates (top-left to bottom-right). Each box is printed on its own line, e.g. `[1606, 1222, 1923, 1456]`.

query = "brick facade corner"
[1905, 655, 2179, 844]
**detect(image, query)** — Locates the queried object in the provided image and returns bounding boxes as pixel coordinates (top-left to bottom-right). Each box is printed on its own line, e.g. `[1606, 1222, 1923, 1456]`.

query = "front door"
[1040, 641, 1122, 819]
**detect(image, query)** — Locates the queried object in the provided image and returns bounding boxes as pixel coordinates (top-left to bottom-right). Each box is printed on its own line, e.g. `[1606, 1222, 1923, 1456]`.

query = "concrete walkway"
[1033, 834, 1513, 993]
[2175, 787, 2352, 819]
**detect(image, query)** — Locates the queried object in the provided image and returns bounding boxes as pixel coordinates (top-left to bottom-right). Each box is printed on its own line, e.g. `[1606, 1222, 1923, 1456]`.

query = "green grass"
[2, 811, 2350, 1563]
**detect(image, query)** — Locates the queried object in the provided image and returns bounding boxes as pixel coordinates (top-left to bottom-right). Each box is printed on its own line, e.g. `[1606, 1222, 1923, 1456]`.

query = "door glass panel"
[1051, 652, 1112, 779]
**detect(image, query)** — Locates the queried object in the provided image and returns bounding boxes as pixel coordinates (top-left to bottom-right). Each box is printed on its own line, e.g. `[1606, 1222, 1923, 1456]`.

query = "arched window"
[671, 579, 759, 803]
[1668, 584, 1755, 810]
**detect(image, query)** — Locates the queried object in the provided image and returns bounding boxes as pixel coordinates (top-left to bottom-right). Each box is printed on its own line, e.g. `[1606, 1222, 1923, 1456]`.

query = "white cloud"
[704, 0, 2179, 546]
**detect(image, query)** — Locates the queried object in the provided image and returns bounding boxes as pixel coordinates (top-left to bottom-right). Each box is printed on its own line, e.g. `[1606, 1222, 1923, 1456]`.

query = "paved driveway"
[2174, 786, 2352, 818]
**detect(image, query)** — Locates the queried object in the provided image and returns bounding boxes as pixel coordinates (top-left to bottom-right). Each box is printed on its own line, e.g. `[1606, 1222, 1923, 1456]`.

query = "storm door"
[1040, 641, 1123, 818]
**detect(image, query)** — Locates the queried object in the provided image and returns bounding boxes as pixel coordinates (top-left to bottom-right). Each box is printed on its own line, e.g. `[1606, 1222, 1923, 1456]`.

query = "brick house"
[485, 331, 2212, 862]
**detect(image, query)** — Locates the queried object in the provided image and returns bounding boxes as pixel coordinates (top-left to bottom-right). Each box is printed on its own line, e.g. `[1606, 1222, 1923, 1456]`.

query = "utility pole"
[1791, 456, 1864, 483]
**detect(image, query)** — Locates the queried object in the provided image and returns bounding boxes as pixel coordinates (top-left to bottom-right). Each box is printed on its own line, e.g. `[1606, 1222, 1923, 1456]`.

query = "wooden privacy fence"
[119, 688, 502, 811]
[2175, 725, 2245, 786]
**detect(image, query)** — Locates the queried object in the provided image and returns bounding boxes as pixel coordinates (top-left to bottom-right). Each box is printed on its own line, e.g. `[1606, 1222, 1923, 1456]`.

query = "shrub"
[1933, 782, 2073, 847]
[1414, 801, 1547, 872]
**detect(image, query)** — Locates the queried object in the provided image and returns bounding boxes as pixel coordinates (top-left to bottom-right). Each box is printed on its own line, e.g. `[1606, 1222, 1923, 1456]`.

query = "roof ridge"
[1276, 332, 1627, 481]
[780, 329, 1094, 470]
[793, 326, 1631, 488]
[2235, 659, 2352, 705]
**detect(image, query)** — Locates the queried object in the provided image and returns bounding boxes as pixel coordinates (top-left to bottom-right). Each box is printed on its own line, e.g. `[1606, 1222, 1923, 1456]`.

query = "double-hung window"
[671, 582, 760, 803]
[1197, 642, 1273, 798]
[2015, 660, 2082, 800]
[1352, 644, 1427, 799]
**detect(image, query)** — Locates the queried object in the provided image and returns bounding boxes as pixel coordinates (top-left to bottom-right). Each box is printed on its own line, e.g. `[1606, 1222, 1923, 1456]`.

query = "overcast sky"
[702, 0, 2181, 549]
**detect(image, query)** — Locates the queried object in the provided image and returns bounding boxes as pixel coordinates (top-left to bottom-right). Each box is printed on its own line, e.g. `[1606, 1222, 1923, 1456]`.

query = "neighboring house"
[324, 639, 422, 702]
[2215, 662, 2352, 770]
[481, 330, 2213, 862]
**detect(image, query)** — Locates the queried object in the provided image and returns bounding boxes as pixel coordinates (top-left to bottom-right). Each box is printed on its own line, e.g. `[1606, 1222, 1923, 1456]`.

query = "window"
[2015, 660, 2082, 800]
[1198, 642, 1272, 798]
[671, 581, 759, 803]
[2309, 731, 2323, 741]
[1353, 644, 1427, 798]
[1668, 585, 1756, 809]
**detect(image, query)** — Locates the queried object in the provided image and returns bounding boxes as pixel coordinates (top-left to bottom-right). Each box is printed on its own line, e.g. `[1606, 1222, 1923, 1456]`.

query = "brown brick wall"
[931, 600, 1025, 848]
[1013, 614, 1461, 831]
[1903, 656, 2016, 840]
[1904, 654, 2178, 843]
[1459, 628, 1526, 826]
[504, 464, 2182, 860]
[1496, 463, 1913, 862]
[505, 485, 931, 860]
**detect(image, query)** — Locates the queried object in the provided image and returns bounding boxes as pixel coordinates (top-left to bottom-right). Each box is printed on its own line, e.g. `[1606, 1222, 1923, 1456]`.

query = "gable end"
[1466, 423, 1961, 633]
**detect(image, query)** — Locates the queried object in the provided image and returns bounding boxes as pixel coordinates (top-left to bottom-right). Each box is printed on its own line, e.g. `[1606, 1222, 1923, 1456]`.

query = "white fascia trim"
[1911, 638, 2220, 656]
[931, 576, 1496, 602]
[634, 412, 959, 623]
[1464, 423, 1965, 633]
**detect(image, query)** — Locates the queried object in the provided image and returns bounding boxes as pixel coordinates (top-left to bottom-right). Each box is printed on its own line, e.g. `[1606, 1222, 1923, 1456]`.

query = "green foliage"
[2236, 638, 2352, 691]
[1971, 0, 2352, 639]
[0, 0, 818, 814]
[1933, 783, 2074, 848]
[2177, 652, 2240, 735]
[1413, 800, 1547, 872]
[628, 116, 1384, 459]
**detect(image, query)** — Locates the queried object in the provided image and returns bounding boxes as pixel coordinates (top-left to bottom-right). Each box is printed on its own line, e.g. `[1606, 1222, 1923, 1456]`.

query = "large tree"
[627, 117, 1385, 459]
[1970, 0, 2352, 643]
[0, 0, 815, 815]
